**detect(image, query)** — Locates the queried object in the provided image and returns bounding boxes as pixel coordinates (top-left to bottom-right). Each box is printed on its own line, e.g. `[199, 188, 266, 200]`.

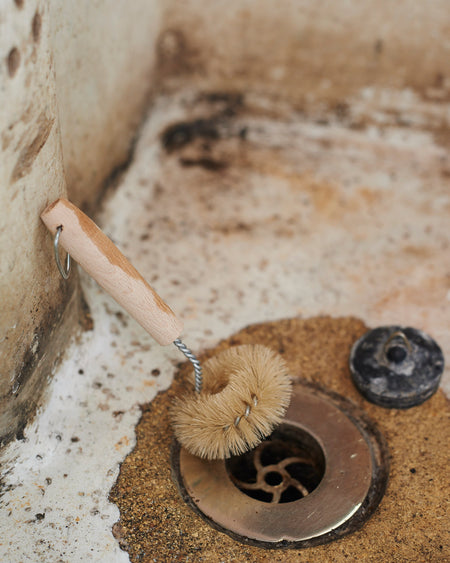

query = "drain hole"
[226, 424, 325, 503]
[242, 489, 274, 503]
[285, 461, 324, 493]
[264, 471, 283, 486]
[280, 485, 303, 503]
[260, 441, 292, 466]
[229, 451, 258, 484]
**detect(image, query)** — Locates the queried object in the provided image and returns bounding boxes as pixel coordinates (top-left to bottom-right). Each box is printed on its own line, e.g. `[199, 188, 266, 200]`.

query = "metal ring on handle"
[54, 225, 71, 280]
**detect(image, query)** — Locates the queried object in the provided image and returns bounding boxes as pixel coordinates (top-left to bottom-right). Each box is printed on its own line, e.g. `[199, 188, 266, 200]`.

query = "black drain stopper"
[349, 326, 444, 408]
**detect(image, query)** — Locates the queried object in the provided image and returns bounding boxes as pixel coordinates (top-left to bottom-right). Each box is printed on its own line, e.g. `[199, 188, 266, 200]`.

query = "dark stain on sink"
[179, 157, 228, 171]
[161, 91, 246, 153]
[162, 119, 221, 152]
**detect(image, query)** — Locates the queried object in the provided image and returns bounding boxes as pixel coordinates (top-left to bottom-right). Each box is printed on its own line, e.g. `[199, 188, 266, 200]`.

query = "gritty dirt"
[110, 316, 449, 562]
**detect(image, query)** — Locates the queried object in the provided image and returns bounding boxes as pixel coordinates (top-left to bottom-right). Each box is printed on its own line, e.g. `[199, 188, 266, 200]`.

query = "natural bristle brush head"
[171, 344, 292, 460]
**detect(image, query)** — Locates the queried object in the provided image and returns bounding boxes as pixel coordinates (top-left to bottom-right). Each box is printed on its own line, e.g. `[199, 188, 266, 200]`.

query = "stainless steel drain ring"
[172, 379, 389, 548]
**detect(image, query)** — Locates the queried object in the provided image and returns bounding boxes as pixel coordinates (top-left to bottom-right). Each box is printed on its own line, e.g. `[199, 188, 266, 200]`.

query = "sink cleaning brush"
[41, 198, 292, 459]
[171, 344, 291, 459]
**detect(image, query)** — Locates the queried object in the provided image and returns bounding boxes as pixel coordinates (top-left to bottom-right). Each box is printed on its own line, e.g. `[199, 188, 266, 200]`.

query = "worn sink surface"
[0, 90, 448, 561]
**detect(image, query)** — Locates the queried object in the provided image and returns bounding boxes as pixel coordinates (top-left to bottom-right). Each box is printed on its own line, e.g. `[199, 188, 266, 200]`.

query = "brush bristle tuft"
[171, 345, 292, 460]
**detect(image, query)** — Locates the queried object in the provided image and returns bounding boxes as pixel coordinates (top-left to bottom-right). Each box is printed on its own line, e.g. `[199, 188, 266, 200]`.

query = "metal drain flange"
[172, 379, 389, 549]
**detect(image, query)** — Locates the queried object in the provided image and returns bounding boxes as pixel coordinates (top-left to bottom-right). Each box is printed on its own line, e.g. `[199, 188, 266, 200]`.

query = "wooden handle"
[41, 198, 183, 346]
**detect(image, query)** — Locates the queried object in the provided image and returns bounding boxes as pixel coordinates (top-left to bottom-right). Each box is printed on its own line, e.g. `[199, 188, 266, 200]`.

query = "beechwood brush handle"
[41, 198, 183, 346]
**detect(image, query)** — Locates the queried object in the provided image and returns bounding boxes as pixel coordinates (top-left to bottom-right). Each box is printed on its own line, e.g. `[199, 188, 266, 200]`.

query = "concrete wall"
[0, 0, 69, 444]
[50, 1, 163, 209]
[0, 0, 449, 445]
[159, 0, 450, 107]
[0, 0, 161, 444]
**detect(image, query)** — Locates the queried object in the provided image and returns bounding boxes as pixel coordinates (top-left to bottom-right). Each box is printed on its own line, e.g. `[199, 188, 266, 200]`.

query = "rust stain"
[168, 124, 387, 228]
[356, 187, 380, 207]
[31, 11, 42, 43]
[249, 155, 344, 222]
[115, 435, 130, 451]
[401, 245, 434, 259]
[10, 113, 54, 183]
[297, 176, 341, 219]
[19, 104, 35, 125]
[1, 132, 11, 151]
[7, 47, 20, 78]
[372, 275, 450, 313]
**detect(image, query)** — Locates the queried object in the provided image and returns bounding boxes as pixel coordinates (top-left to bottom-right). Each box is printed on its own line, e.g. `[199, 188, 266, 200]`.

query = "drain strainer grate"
[227, 427, 325, 504]
[172, 380, 389, 549]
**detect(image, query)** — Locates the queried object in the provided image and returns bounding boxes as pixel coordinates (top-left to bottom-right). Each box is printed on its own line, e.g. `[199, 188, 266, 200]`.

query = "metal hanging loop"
[383, 330, 412, 356]
[54, 225, 71, 280]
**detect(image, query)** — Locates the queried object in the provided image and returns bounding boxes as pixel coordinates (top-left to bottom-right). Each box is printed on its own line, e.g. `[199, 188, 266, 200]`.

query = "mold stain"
[179, 157, 228, 171]
[0, 285, 82, 447]
[7, 47, 21, 78]
[10, 113, 54, 182]
[162, 118, 221, 152]
[156, 28, 204, 78]
[32, 12, 42, 43]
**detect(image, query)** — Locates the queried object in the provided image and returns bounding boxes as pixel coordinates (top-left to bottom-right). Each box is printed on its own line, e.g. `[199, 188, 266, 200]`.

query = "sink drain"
[172, 379, 389, 548]
[227, 426, 325, 504]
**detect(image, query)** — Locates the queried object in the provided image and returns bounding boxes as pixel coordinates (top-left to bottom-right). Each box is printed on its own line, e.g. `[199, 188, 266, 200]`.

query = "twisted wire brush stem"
[173, 338, 203, 393]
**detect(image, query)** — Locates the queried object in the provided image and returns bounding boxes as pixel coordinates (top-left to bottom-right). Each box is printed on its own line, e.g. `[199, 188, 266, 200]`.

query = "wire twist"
[173, 339, 203, 393]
